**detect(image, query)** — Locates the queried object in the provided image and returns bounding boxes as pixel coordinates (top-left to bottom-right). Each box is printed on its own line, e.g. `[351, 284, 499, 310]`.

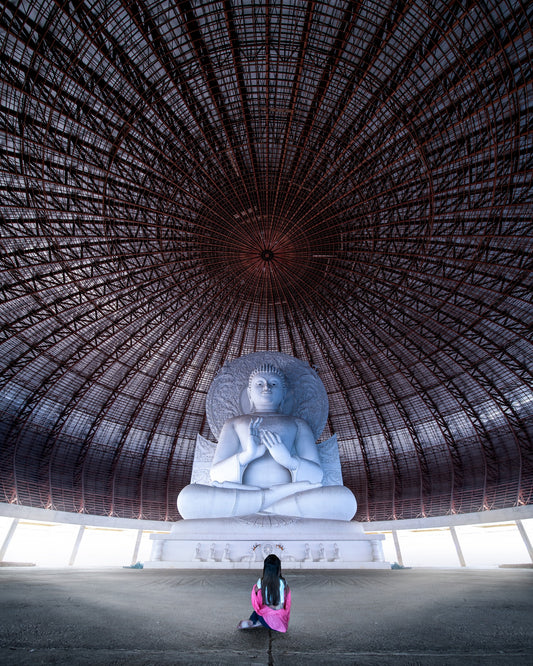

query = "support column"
[131, 529, 143, 566]
[449, 525, 466, 567]
[391, 530, 403, 567]
[69, 525, 85, 566]
[516, 520, 533, 563]
[0, 518, 19, 562]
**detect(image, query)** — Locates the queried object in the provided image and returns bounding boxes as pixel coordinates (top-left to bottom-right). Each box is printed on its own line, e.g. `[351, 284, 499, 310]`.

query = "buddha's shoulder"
[291, 415, 313, 429]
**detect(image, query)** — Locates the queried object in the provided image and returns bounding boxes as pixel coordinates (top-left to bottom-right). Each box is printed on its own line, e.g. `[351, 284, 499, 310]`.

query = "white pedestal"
[144, 515, 388, 569]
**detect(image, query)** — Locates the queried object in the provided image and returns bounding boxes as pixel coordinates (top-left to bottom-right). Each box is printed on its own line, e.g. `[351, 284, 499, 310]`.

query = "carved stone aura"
[206, 351, 329, 439]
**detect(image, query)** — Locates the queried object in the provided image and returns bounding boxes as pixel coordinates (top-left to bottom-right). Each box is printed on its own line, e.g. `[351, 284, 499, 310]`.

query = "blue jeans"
[249, 611, 270, 628]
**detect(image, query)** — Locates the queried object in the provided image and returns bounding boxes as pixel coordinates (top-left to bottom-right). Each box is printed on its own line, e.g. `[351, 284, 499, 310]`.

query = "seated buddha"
[177, 363, 356, 521]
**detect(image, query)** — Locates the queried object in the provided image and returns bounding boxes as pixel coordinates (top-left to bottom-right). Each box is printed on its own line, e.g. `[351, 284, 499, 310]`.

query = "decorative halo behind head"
[206, 351, 329, 440]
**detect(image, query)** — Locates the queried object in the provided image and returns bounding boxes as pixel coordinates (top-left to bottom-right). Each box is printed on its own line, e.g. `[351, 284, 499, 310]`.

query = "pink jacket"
[251, 584, 292, 633]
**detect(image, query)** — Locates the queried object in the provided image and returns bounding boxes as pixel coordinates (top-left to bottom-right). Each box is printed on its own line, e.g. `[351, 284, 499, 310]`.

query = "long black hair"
[261, 554, 285, 606]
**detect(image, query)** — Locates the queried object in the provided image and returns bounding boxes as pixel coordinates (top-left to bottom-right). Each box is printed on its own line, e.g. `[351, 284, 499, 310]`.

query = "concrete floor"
[0, 567, 531, 665]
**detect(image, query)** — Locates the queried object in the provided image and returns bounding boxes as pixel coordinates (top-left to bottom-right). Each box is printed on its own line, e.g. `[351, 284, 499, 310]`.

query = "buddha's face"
[248, 371, 286, 413]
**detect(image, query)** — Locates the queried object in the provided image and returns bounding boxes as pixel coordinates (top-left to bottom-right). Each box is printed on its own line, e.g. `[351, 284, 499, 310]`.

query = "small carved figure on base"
[194, 543, 202, 561]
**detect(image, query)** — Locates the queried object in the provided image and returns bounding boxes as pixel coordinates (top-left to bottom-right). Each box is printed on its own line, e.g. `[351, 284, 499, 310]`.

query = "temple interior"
[1, 2, 532, 662]
[0, 0, 531, 528]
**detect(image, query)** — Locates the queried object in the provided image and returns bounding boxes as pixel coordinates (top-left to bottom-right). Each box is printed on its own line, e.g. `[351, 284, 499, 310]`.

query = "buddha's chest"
[240, 416, 298, 488]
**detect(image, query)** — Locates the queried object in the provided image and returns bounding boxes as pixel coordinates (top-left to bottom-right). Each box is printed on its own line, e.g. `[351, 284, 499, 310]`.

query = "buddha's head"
[248, 364, 287, 413]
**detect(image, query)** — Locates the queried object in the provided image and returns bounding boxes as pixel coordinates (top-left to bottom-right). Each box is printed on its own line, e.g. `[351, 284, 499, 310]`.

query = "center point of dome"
[260, 249, 275, 262]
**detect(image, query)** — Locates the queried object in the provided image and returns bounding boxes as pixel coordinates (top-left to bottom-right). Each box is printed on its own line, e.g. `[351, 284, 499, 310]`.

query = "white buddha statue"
[177, 363, 356, 521]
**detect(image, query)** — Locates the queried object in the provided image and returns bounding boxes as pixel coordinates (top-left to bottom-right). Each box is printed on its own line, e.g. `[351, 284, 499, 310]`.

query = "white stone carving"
[146, 517, 388, 569]
[205, 351, 328, 440]
[178, 352, 356, 521]
[189, 434, 343, 488]
[194, 543, 202, 561]
[317, 434, 343, 487]
[146, 353, 389, 569]
[190, 434, 216, 485]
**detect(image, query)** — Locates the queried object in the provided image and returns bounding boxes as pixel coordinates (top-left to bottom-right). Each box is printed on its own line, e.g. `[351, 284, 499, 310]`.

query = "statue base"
[144, 515, 389, 569]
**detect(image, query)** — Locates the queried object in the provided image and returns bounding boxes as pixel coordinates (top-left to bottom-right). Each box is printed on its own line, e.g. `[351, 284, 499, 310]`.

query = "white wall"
[1, 502, 532, 568]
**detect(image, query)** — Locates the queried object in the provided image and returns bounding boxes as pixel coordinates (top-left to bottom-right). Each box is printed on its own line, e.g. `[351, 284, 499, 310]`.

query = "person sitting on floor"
[237, 554, 291, 632]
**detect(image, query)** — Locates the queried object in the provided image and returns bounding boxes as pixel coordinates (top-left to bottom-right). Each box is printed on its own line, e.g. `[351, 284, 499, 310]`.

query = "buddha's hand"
[240, 417, 266, 465]
[261, 430, 296, 470]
